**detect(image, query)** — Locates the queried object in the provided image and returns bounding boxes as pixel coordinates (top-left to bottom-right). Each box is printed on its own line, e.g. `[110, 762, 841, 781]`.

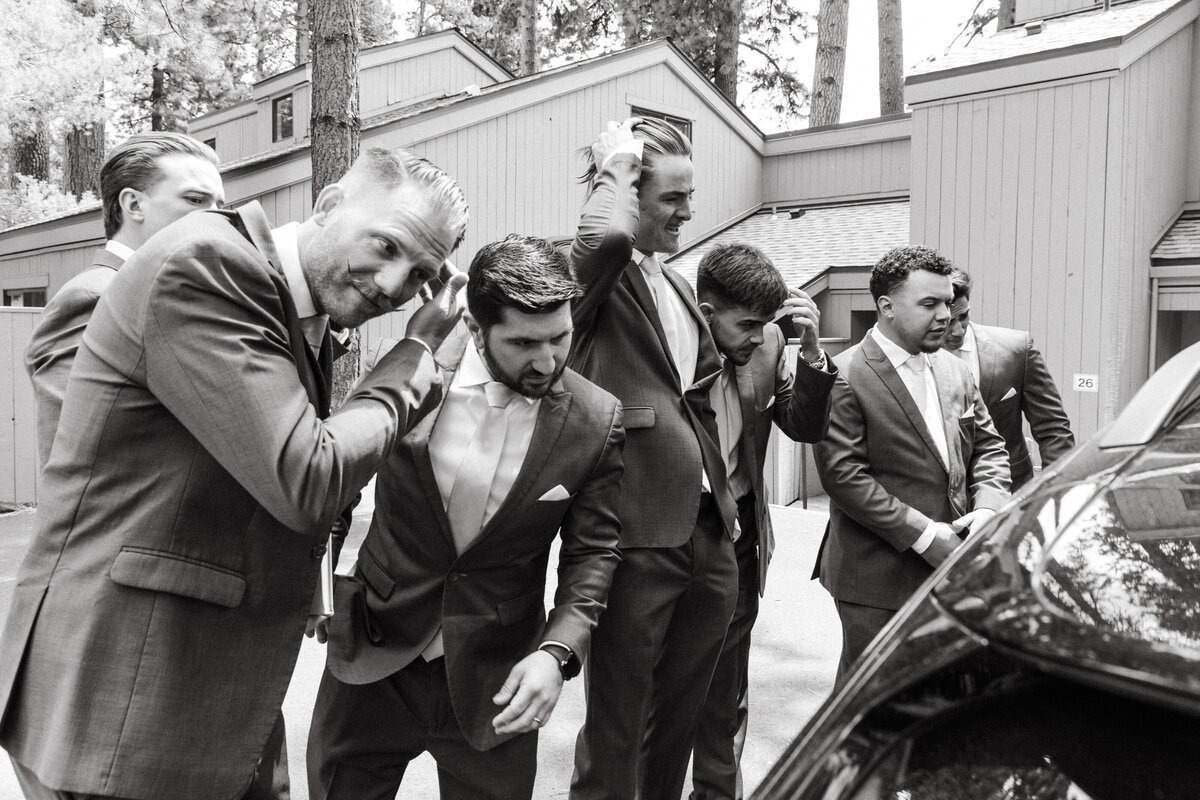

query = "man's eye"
[376, 238, 397, 257]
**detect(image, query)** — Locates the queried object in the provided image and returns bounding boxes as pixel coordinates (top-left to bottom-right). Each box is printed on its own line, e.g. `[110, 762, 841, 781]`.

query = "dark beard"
[480, 340, 565, 399]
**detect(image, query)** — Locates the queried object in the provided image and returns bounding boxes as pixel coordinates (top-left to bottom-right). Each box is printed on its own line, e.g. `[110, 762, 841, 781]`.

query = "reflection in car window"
[1036, 411, 1200, 652]
[848, 680, 1199, 800]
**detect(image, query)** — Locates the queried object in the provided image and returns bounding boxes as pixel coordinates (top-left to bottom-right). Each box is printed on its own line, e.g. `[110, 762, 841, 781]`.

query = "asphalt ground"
[0, 495, 839, 799]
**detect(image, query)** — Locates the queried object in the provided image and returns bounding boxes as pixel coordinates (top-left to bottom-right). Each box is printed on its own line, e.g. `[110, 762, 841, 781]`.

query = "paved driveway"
[0, 500, 839, 799]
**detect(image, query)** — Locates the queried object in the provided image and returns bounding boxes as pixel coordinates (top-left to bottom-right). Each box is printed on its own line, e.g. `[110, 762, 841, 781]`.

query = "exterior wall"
[910, 23, 1194, 444]
[0, 212, 104, 301]
[763, 118, 910, 204]
[1015, 0, 1102, 24]
[360, 48, 498, 116]
[192, 109, 258, 162]
[1103, 25, 1194, 418]
[0, 309, 41, 504]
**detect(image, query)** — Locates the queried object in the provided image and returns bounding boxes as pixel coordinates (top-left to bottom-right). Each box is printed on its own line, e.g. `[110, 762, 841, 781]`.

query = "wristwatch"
[538, 643, 580, 680]
[802, 349, 828, 372]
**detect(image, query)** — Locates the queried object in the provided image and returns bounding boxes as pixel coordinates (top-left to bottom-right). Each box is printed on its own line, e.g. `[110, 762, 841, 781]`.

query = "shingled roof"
[668, 198, 910, 290]
[1153, 210, 1200, 264]
[909, 0, 1183, 81]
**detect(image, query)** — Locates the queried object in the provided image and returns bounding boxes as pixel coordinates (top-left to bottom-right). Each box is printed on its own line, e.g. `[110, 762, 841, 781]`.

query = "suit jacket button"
[448, 572, 462, 582]
[311, 544, 327, 559]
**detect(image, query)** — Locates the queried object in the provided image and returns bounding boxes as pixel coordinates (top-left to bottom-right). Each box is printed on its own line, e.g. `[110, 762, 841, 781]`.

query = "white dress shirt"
[271, 222, 328, 354]
[949, 324, 981, 387]
[104, 239, 135, 261]
[710, 362, 750, 503]
[872, 327, 951, 554]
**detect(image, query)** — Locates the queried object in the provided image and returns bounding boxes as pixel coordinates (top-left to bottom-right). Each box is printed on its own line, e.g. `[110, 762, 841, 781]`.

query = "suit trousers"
[307, 655, 538, 800]
[10, 758, 131, 800]
[691, 494, 760, 800]
[570, 494, 737, 800]
[833, 599, 896, 684]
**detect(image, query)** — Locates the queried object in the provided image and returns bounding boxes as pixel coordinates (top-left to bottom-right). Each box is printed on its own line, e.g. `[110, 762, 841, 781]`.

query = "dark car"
[754, 343, 1200, 800]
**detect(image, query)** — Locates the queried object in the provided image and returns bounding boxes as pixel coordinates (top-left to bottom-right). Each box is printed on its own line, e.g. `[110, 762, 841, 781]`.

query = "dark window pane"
[630, 105, 693, 143]
[273, 95, 294, 142]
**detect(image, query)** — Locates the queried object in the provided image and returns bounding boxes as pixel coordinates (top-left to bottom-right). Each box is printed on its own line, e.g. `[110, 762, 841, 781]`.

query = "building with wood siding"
[2, 0, 1200, 504]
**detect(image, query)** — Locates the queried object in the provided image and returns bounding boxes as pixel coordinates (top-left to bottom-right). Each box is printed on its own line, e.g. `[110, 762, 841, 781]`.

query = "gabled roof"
[668, 198, 909, 289]
[1152, 210, 1200, 264]
[910, 0, 1185, 82]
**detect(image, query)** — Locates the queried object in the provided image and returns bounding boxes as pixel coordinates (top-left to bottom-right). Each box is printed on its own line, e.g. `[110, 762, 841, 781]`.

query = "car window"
[844, 679, 1200, 800]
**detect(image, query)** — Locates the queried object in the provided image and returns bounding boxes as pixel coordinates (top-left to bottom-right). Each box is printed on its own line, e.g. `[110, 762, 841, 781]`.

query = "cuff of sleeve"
[404, 336, 434, 357]
[802, 349, 829, 372]
[601, 140, 644, 169]
[910, 521, 939, 554]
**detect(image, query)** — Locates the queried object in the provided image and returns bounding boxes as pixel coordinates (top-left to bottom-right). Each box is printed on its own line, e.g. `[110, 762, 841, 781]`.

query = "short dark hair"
[696, 243, 788, 317]
[869, 245, 954, 301]
[101, 133, 219, 238]
[467, 235, 584, 328]
[950, 268, 972, 302]
[579, 116, 693, 185]
[341, 146, 470, 251]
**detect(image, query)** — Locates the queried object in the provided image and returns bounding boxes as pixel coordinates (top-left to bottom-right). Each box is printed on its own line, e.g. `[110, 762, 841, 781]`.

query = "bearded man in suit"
[691, 243, 836, 800]
[943, 269, 1075, 490]
[307, 234, 624, 800]
[815, 245, 1010, 683]
[567, 117, 739, 800]
[0, 146, 470, 800]
[25, 132, 223, 467]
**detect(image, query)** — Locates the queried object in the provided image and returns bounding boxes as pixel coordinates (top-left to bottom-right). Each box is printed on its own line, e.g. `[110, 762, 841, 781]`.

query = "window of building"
[630, 105, 693, 143]
[3, 288, 46, 308]
[202, 137, 216, 151]
[272, 95, 294, 142]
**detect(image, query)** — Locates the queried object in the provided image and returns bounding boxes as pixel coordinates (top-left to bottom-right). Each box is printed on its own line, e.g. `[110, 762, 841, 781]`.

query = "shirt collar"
[271, 222, 322, 321]
[956, 324, 977, 353]
[455, 340, 537, 406]
[631, 249, 663, 275]
[105, 240, 135, 261]
[872, 325, 921, 370]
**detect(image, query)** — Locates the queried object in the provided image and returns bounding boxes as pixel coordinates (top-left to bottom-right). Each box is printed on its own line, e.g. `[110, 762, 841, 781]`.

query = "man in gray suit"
[944, 269, 1075, 490]
[0, 147, 469, 800]
[25, 132, 223, 467]
[815, 246, 1010, 682]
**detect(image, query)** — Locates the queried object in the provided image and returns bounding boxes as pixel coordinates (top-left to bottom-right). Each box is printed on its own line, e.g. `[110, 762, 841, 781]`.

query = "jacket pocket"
[110, 547, 246, 608]
[623, 406, 656, 429]
[496, 590, 543, 626]
[359, 546, 396, 601]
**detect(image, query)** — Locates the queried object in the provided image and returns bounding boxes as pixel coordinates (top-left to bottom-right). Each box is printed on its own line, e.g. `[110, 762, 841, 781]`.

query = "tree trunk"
[64, 121, 106, 200]
[150, 64, 167, 131]
[877, 0, 903, 116]
[997, 0, 1016, 30]
[713, 0, 743, 102]
[311, 0, 362, 406]
[809, 0, 849, 127]
[296, 0, 310, 65]
[518, 0, 537, 76]
[415, 0, 426, 35]
[10, 116, 50, 188]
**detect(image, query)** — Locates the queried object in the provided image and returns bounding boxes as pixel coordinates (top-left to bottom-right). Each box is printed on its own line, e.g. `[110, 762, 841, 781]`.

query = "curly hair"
[869, 245, 953, 301]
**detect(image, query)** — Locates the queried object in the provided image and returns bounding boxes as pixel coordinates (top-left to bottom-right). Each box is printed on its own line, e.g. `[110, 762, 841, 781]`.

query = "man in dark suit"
[307, 235, 624, 800]
[691, 243, 835, 800]
[0, 146, 470, 800]
[25, 132, 223, 467]
[568, 118, 739, 800]
[944, 269, 1075, 490]
[815, 246, 1010, 682]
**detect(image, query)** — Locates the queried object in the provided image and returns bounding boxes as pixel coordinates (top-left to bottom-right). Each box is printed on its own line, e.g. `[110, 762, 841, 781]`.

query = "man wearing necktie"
[943, 269, 1074, 491]
[568, 118, 739, 800]
[690, 244, 836, 800]
[0, 146, 470, 800]
[814, 245, 1010, 683]
[308, 235, 624, 800]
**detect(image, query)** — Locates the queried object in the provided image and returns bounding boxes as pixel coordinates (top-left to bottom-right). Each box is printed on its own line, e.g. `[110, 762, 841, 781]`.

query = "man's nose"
[677, 199, 693, 221]
[373, 264, 411, 300]
[530, 347, 556, 374]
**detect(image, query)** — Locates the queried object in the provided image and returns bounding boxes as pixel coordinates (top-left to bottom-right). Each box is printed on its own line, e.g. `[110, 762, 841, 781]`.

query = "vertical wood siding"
[0, 244, 99, 302]
[0, 309, 41, 504]
[911, 26, 1193, 443]
[1016, 0, 1101, 24]
[762, 138, 909, 202]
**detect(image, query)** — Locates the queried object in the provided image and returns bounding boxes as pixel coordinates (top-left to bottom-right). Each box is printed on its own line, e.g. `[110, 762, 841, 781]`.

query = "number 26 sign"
[1073, 374, 1098, 392]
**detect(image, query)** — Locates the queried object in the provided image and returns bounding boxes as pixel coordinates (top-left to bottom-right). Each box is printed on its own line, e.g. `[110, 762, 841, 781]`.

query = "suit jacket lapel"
[734, 362, 760, 494]
[664, 268, 722, 386]
[477, 383, 573, 548]
[623, 262, 680, 385]
[930, 352, 964, 479]
[863, 332, 946, 472]
[408, 330, 472, 550]
[972, 324, 997, 403]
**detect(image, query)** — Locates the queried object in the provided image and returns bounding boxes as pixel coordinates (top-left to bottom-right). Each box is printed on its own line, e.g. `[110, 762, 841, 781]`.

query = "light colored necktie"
[906, 354, 928, 409]
[445, 381, 514, 553]
[907, 354, 950, 469]
[643, 254, 685, 373]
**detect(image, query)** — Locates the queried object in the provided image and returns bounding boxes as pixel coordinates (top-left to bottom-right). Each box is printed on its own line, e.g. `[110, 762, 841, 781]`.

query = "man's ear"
[464, 311, 485, 350]
[310, 184, 345, 226]
[877, 295, 894, 319]
[118, 187, 146, 225]
[698, 300, 715, 323]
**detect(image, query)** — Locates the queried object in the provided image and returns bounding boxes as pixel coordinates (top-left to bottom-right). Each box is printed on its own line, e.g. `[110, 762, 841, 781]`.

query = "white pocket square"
[1001, 387, 1018, 401]
[537, 485, 571, 502]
